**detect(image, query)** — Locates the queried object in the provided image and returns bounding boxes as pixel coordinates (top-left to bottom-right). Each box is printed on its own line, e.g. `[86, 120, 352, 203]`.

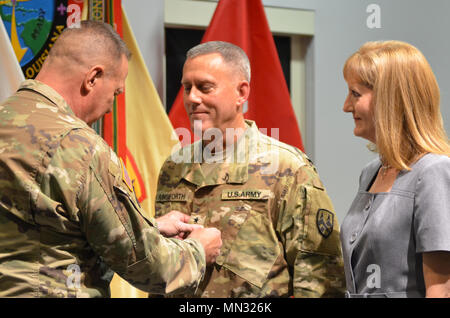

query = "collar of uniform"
[17, 79, 75, 116]
[178, 121, 259, 187]
[243, 119, 259, 143]
[181, 161, 248, 187]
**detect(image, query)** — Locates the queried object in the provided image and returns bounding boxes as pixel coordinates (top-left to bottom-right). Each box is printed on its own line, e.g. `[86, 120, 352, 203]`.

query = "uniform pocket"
[300, 185, 341, 256]
[212, 189, 272, 264]
[206, 201, 252, 264]
[215, 189, 279, 289]
[221, 210, 280, 289]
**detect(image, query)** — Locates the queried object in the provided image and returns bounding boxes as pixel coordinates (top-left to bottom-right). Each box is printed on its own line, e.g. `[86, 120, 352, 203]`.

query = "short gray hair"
[186, 41, 251, 82]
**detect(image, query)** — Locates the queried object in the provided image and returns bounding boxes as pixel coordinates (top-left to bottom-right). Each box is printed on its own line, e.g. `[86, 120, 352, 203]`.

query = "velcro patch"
[221, 189, 271, 200]
[189, 214, 205, 225]
[156, 192, 188, 202]
[120, 158, 133, 193]
[316, 209, 334, 238]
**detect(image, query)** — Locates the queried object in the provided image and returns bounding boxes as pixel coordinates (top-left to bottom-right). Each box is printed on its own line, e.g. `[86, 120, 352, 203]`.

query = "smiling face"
[181, 53, 249, 137]
[343, 76, 376, 143]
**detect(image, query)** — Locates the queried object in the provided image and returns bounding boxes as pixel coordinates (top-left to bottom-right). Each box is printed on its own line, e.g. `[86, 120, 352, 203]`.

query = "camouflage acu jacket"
[0, 80, 205, 297]
[155, 120, 345, 297]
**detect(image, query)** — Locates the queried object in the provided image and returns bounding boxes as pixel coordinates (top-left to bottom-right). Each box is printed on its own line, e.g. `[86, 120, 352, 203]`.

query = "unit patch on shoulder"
[316, 209, 334, 238]
[120, 158, 134, 193]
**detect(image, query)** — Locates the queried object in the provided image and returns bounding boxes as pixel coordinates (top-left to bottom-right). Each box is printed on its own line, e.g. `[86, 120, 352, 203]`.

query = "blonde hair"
[343, 40, 450, 170]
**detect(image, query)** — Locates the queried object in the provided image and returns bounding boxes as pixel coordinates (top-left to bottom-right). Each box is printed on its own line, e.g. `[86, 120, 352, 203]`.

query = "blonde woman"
[341, 41, 450, 298]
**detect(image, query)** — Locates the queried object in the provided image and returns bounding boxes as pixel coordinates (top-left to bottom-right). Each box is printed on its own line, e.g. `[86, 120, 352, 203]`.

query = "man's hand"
[156, 211, 203, 239]
[188, 227, 222, 264]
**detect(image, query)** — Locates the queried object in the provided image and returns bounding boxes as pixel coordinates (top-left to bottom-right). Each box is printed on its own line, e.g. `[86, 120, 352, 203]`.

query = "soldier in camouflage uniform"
[0, 21, 222, 297]
[155, 41, 345, 297]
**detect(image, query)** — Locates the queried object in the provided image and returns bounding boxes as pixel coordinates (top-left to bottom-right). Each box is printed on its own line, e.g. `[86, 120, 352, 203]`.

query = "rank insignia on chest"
[316, 209, 334, 238]
[189, 214, 205, 225]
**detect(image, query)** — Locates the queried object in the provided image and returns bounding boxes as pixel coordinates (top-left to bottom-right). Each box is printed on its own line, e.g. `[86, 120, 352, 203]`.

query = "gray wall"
[122, 0, 165, 97]
[123, 0, 450, 224]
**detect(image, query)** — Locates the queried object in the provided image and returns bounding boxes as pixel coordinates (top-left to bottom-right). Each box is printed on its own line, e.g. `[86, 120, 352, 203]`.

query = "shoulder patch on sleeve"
[120, 158, 134, 193]
[300, 186, 341, 256]
[316, 209, 334, 238]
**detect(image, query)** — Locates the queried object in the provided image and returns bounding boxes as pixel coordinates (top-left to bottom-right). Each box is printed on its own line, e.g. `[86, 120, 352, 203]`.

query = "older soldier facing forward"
[155, 41, 345, 297]
[0, 21, 222, 298]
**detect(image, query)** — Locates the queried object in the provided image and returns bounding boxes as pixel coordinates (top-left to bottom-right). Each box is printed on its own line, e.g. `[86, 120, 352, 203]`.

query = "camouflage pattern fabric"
[0, 80, 206, 297]
[155, 120, 345, 297]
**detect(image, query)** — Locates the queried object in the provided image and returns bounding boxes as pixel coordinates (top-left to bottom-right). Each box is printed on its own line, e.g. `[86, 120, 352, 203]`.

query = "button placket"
[350, 231, 358, 243]
[364, 194, 375, 211]
[349, 195, 374, 245]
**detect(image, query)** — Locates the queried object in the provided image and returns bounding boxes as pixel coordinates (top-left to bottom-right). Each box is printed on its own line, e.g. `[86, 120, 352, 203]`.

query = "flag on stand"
[88, 0, 128, 161]
[86, 0, 178, 298]
[122, 9, 179, 219]
[87, 0, 179, 298]
[168, 0, 304, 150]
[108, 6, 179, 299]
[0, 15, 24, 101]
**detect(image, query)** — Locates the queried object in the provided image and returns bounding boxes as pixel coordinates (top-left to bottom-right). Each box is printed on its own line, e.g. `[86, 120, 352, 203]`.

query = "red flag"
[168, 0, 304, 150]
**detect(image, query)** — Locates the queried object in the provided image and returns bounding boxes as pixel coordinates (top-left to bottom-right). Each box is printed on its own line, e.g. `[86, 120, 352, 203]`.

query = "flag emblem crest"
[316, 209, 334, 238]
[0, 0, 74, 79]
